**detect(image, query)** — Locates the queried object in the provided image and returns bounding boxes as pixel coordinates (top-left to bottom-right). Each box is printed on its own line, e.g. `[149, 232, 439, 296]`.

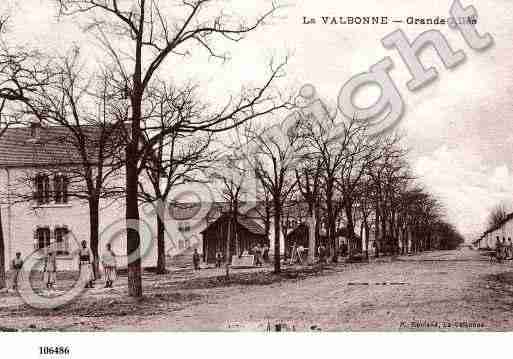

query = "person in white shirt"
[101, 243, 117, 288]
[11, 252, 23, 290]
[78, 241, 95, 289]
[43, 250, 57, 290]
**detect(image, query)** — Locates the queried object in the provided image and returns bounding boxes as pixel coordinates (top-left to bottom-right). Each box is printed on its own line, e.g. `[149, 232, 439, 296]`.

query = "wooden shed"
[201, 213, 268, 263]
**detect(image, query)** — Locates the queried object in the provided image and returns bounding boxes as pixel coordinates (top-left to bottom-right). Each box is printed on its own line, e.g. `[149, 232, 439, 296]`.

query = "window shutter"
[54, 175, 60, 203]
[63, 176, 69, 203]
[32, 175, 37, 202]
[44, 176, 50, 203]
[64, 227, 70, 253]
[33, 229, 38, 250]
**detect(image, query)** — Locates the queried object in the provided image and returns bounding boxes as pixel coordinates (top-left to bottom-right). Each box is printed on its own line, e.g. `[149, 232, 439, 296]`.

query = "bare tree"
[14, 51, 126, 277]
[0, 13, 54, 289]
[249, 118, 303, 273]
[487, 203, 508, 229]
[138, 82, 213, 274]
[295, 157, 322, 263]
[55, 0, 289, 296]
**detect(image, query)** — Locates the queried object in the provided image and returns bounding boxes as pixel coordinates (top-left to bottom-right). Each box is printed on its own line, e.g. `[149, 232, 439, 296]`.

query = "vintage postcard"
[0, 0, 511, 355]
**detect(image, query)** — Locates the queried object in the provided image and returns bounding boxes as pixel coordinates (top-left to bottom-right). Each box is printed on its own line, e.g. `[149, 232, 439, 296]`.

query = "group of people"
[251, 243, 269, 266]
[289, 243, 307, 264]
[209, 243, 270, 268]
[10, 241, 118, 291]
[495, 238, 513, 261]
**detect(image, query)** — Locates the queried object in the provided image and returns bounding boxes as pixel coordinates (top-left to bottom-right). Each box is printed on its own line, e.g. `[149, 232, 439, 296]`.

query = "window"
[185, 239, 190, 248]
[35, 227, 51, 250]
[34, 173, 50, 204]
[54, 227, 69, 255]
[54, 173, 69, 203]
[178, 222, 190, 233]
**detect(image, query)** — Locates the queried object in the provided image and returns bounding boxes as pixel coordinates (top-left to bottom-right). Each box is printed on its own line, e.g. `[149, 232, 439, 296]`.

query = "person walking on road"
[43, 250, 57, 290]
[79, 241, 95, 288]
[11, 252, 23, 290]
[101, 243, 117, 288]
[193, 248, 201, 270]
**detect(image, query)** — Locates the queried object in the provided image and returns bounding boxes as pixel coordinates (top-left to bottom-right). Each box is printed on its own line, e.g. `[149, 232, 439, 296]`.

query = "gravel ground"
[1, 247, 512, 331]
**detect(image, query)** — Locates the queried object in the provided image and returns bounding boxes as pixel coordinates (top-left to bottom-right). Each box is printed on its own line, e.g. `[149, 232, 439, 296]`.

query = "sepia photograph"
[0, 0, 511, 356]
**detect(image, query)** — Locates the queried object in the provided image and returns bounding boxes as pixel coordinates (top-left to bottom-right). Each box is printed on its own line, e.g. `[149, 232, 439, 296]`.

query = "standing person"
[192, 248, 201, 270]
[297, 245, 305, 264]
[508, 238, 513, 259]
[101, 243, 117, 288]
[43, 251, 57, 290]
[79, 241, 95, 288]
[253, 244, 262, 266]
[262, 244, 269, 263]
[289, 242, 297, 265]
[495, 238, 503, 262]
[318, 244, 326, 264]
[11, 252, 23, 290]
[215, 249, 223, 268]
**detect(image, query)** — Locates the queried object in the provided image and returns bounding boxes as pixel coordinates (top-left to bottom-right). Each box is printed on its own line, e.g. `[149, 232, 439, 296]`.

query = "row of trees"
[215, 104, 464, 273]
[0, 1, 463, 297]
[0, 0, 288, 295]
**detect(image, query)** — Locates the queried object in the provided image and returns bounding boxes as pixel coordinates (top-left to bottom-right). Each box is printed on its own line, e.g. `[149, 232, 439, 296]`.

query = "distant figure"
[101, 243, 117, 288]
[340, 242, 348, 257]
[79, 240, 95, 288]
[193, 248, 201, 270]
[253, 244, 263, 266]
[495, 238, 503, 262]
[262, 245, 269, 263]
[297, 245, 305, 264]
[290, 242, 297, 265]
[318, 244, 326, 264]
[43, 251, 57, 290]
[215, 250, 223, 268]
[11, 252, 23, 290]
[508, 238, 513, 259]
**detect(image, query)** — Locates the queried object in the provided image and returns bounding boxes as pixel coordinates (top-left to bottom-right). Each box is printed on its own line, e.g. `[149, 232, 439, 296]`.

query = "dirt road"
[1, 248, 513, 331]
[111, 248, 513, 331]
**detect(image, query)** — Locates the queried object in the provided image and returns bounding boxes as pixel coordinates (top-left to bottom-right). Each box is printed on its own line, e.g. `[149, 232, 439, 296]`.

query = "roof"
[201, 213, 266, 236]
[0, 124, 125, 167]
[482, 212, 513, 236]
[286, 222, 327, 239]
[169, 202, 232, 221]
[169, 201, 263, 221]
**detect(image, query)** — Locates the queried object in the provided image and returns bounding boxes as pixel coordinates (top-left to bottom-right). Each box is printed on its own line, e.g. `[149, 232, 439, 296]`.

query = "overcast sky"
[4, 0, 513, 241]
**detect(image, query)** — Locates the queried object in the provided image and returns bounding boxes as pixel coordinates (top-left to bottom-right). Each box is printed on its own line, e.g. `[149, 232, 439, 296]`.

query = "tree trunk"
[225, 215, 231, 264]
[89, 198, 100, 280]
[307, 210, 315, 264]
[374, 203, 380, 258]
[345, 201, 355, 258]
[364, 221, 370, 260]
[273, 199, 281, 273]
[264, 203, 271, 240]
[325, 182, 337, 262]
[156, 210, 166, 274]
[126, 142, 142, 297]
[0, 207, 5, 289]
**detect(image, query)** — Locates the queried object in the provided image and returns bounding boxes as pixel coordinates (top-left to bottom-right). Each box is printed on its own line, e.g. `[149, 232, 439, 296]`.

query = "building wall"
[0, 166, 209, 271]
